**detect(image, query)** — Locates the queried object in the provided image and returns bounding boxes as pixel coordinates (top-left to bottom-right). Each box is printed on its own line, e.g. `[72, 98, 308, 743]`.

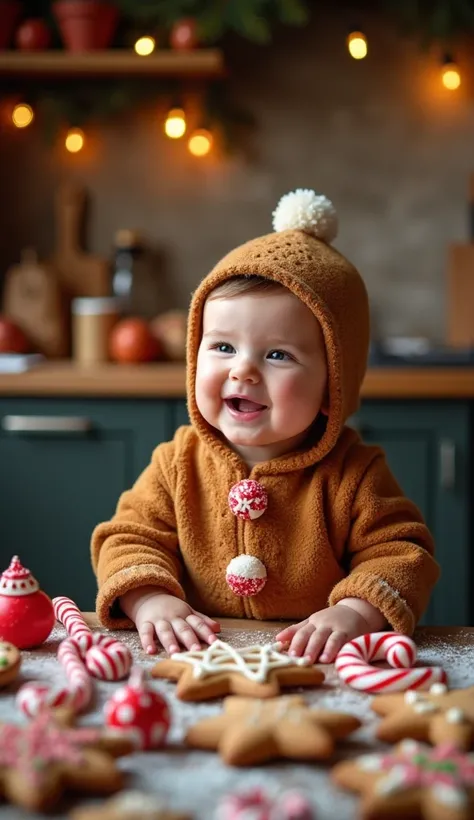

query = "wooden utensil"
[2, 248, 69, 357]
[446, 173, 474, 347]
[51, 183, 110, 298]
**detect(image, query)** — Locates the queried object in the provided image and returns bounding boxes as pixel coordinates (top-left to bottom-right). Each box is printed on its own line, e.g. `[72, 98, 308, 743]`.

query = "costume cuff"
[329, 572, 416, 635]
[95, 564, 185, 629]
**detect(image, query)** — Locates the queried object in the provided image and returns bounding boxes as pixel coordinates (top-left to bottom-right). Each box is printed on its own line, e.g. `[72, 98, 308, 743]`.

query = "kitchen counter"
[1, 361, 474, 398]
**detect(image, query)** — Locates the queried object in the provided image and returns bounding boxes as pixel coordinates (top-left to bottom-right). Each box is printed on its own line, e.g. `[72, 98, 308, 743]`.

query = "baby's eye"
[210, 342, 235, 354]
[268, 349, 292, 361]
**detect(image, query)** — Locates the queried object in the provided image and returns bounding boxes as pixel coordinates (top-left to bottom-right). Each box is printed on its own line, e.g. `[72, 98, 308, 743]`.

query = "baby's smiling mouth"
[225, 398, 268, 413]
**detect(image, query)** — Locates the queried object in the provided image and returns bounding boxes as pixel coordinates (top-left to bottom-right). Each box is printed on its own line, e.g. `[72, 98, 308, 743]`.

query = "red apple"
[15, 18, 51, 51]
[109, 317, 160, 364]
[0, 316, 29, 353]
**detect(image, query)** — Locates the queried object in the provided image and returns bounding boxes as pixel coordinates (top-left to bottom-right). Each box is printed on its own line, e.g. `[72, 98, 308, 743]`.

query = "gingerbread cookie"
[0, 708, 134, 811]
[332, 739, 474, 819]
[151, 640, 324, 701]
[70, 791, 191, 820]
[186, 694, 361, 765]
[0, 640, 20, 686]
[372, 684, 474, 749]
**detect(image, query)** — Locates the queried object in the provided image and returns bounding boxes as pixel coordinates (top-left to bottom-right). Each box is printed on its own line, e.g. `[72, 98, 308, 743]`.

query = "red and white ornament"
[104, 666, 171, 750]
[0, 555, 55, 649]
[228, 479, 268, 521]
[226, 554, 267, 597]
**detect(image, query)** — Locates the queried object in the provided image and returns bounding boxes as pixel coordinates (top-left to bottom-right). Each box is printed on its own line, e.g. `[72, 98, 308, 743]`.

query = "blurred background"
[0, 0, 473, 621]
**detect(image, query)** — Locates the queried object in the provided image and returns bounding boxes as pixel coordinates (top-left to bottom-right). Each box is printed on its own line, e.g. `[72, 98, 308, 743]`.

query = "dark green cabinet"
[1, 395, 472, 624]
[0, 398, 176, 610]
[354, 401, 472, 627]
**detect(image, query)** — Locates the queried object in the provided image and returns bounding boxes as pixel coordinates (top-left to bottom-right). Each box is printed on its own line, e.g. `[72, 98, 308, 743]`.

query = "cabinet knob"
[1, 415, 92, 435]
[439, 439, 456, 490]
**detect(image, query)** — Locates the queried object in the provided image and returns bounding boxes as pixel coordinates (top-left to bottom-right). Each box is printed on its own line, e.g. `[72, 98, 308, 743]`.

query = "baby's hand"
[276, 604, 370, 664]
[119, 587, 220, 655]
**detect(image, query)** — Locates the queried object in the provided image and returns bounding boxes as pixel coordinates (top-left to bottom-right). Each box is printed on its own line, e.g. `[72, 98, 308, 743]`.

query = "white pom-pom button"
[272, 188, 338, 243]
[226, 555, 267, 597]
[228, 479, 268, 521]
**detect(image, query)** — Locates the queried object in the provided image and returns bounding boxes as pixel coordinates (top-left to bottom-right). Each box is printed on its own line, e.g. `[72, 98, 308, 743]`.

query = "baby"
[91, 189, 439, 663]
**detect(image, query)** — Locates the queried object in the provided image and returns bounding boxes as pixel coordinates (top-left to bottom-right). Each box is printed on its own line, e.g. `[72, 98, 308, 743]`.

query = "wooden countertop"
[1, 361, 474, 398]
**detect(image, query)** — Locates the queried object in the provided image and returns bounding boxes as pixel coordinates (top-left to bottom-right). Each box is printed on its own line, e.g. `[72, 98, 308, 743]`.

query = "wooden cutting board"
[2, 248, 70, 357]
[446, 173, 474, 347]
[50, 183, 110, 298]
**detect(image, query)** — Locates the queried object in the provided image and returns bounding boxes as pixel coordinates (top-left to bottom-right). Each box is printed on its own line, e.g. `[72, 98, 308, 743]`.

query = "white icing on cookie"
[171, 640, 312, 683]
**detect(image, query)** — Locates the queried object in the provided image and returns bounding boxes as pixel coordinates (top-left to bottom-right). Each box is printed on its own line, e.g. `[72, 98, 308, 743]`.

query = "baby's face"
[195, 289, 328, 465]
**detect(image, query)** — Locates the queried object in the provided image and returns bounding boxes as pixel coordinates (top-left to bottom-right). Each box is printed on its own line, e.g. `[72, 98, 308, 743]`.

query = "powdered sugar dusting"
[0, 624, 472, 819]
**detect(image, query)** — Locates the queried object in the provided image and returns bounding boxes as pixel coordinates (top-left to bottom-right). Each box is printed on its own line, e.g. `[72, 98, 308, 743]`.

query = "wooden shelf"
[0, 49, 225, 79]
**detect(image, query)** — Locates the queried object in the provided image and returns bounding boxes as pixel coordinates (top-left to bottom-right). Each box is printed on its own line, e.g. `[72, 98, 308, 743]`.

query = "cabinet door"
[0, 398, 174, 610]
[354, 401, 471, 627]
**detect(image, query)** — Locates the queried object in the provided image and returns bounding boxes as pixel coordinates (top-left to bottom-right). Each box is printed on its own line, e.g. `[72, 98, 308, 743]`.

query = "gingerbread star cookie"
[186, 694, 361, 765]
[372, 683, 474, 749]
[332, 739, 474, 820]
[0, 708, 134, 812]
[70, 791, 191, 820]
[0, 640, 20, 686]
[151, 640, 324, 701]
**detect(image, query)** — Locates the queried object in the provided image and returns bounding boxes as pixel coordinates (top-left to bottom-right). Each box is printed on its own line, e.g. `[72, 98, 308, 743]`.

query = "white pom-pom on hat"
[272, 188, 338, 244]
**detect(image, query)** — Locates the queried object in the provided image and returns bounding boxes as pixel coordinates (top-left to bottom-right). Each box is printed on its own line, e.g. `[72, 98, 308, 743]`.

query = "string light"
[164, 107, 186, 139]
[441, 54, 461, 90]
[347, 31, 367, 60]
[65, 127, 85, 153]
[12, 103, 34, 128]
[134, 36, 155, 56]
[188, 128, 213, 157]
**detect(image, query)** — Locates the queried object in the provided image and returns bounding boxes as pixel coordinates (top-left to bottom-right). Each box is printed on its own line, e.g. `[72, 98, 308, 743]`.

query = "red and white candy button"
[226, 555, 267, 597]
[228, 479, 268, 521]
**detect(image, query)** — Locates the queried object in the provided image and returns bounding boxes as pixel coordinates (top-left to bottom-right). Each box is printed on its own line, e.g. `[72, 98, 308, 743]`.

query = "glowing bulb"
[442, 63, 461, 90]
[188, 128, 213, 157]
[12, 103, 34, 128]
[65, 128, 84, 153]
[134, 36, 155, 56]
[347, 31, 367, 60]
[164, 107, 186, 139]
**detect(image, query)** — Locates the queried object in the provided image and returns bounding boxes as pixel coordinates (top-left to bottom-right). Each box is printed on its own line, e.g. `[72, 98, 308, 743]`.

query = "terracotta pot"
[0, 1, 22, 49]
[53, 0, 118, 51]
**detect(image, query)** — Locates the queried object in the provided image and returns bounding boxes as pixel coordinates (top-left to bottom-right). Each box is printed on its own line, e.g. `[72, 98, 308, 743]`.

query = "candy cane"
[53, 596, 132, 681]
[335, 632, 447, 694]
[16, 597, 132, 717]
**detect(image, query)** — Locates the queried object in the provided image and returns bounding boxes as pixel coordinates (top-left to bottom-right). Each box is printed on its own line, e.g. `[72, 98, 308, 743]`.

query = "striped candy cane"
[16, 597, 132, 717]
[335, 632, 447, 694]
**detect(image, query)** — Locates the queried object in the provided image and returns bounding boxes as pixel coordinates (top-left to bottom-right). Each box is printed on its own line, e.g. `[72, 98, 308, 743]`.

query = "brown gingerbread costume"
[92, 190, 438, 633]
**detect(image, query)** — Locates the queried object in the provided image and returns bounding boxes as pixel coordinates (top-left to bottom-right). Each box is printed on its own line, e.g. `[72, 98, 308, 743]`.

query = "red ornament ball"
[104, 667, 170, 750]
[0, 556, 55, 649]
[170, 17, 198, 50]
[226, 555, 267, 597]
[228, 479, 268, 521]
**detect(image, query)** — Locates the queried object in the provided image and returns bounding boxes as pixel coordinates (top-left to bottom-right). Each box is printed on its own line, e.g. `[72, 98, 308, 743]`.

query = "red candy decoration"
[228, 479, 268, 521]
[226, 555, 267, 597]
[104, 666, 170, 750]
[0, 556, 55, 649]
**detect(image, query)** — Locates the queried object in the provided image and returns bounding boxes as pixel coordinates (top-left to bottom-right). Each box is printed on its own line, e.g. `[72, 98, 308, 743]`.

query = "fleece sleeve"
[328, 449, 439, 634]
[91, 440, 185, 628]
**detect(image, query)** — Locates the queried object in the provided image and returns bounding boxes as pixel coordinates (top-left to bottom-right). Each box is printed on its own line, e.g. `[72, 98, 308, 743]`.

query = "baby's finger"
[186, 614, 218, 644]
[319, 631, 348, 663]
[138, 621, 157, 654]
[193, 610, 221, 632]
[288, 623, 323, 657]
[171, 618, 202, 651]
[276, 620, 308, 645]
[155, 620, 180, 655]
[303, 628, 336, 663]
